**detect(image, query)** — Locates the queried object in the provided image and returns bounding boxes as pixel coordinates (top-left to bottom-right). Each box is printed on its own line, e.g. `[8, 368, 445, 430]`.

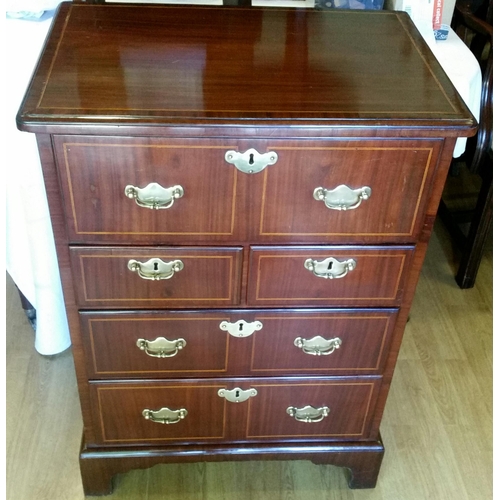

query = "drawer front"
[91, 382, 227, 444]
[245, 379, 380, 440]
[90, 377, 381, 445]
[53, 136, 244, 243]
[70, 247, 242, 308]
[54, 136, 441, 245]
[81, 309, 397, 379]
[252, 139, 441, 243]
[248, 246, 414, 307]
[248, 309, 397, 375]
[80, 311, 232, 378]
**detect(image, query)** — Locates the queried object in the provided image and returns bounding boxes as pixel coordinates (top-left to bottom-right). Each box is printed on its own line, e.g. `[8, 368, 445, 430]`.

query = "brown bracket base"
[79, 434, 385, 496]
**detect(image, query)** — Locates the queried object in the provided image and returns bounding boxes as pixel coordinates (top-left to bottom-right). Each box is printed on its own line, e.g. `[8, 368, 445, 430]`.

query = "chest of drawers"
[17, 3, 476, 495]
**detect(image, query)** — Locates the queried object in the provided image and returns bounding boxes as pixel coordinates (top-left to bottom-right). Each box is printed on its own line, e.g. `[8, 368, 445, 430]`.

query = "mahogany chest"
[17, 2, 475, 495]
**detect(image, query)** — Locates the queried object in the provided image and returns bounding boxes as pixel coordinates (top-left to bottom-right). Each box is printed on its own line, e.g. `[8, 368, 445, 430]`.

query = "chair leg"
[455, 168, 493, 289]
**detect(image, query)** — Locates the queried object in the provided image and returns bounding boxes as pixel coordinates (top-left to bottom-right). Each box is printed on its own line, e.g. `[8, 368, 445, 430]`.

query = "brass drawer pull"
[124, 182, 184, 209]
[218, 387, 257, 403]
[136, 337, 186, 358]
[225, 148, 278, 174]
[294, 335, 342, 356]
[219, 320, 263, 338]
[286, 405, 330, 423]
[127, 258, 184, 280]
[142, 407, 187, 424]
[313, 184, 371, 210]
[304, 257, 356, 279]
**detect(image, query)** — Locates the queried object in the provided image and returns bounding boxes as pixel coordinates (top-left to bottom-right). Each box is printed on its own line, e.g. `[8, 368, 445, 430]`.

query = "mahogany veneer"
[17, 2, 476, 496]
[90, 378, 381, 445]
[52, 136, 442, 244]
[80, 309, 397, 378]
[70, 246, 243, 308]
[247, 246, 413, 307]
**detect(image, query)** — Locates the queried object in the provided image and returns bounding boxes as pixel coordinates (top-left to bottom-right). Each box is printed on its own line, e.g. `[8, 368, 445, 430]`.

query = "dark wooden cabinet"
[17, 2, 476, 495]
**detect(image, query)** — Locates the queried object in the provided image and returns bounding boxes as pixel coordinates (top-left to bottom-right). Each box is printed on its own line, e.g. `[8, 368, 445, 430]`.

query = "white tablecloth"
[411, 22, 482, 157]
[6, 13, 71, 355]
[4, 11, 482, 356]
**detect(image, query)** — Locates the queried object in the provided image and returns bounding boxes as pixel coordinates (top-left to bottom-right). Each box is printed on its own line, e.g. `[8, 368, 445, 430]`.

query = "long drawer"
[247, 246, 414, 307]
[89, 377, 381, 445]
[53, 136, 442, 244]
[70, 247, 243, 308]
[80, 309, 398, 378]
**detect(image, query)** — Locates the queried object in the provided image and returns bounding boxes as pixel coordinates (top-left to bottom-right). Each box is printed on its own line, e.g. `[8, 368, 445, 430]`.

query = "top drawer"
[53, 136, 442, 244]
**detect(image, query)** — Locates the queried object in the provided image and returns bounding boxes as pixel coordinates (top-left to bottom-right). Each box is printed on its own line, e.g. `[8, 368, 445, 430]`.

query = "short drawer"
[70, 247, 242, 308]
[90, 377, 381, 445]
[80, 309, 398, 378]
[247, 246, 414, 307]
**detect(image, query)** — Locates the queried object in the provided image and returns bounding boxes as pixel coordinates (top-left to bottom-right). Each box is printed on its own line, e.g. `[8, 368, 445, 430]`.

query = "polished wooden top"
[17, 2, 475, 133]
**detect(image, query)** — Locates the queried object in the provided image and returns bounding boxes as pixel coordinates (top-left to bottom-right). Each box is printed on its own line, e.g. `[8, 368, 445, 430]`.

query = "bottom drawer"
[90, 377, 381, 445]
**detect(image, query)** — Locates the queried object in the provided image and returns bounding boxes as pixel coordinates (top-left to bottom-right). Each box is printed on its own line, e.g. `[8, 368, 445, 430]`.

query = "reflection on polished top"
[18, 2, 475, 130]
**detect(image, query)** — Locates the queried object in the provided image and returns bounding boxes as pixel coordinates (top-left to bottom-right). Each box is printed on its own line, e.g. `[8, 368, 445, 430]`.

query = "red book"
[433, 0, 443, 29]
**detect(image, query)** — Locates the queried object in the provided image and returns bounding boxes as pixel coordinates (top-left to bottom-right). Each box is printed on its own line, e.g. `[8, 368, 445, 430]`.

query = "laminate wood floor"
[6, 220, 493, 500]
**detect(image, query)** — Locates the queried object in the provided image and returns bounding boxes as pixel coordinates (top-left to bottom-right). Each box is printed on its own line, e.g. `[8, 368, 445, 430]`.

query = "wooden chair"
[438, 0, 492, 289]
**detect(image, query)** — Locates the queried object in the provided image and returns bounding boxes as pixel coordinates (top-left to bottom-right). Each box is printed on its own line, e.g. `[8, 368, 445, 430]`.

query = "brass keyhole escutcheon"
[224, 149, 278, 174]
[218, 387, 257, 403]
[128, 258, 184, 281]
[304, 257, 356, 279]
[219, 320, 263, 338]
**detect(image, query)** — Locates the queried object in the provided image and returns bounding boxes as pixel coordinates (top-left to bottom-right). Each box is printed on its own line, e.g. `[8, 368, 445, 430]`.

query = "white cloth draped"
[6, 12, 71, 355]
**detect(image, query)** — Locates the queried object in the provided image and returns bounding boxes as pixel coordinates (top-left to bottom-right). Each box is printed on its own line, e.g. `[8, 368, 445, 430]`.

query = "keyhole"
[327, 261, 333, 270]
[154, 262, 159, 271]
[248, 153, 254, 165]
[235, 390, 240, 398]
[236, 322, 245, 337]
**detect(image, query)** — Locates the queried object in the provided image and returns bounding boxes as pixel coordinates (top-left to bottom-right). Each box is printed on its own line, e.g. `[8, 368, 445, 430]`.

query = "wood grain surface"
[80, 309, 397, 378]
[17, 3, 476, 131]
[52, 136, 443, 245]
[247, 246, 414, 307]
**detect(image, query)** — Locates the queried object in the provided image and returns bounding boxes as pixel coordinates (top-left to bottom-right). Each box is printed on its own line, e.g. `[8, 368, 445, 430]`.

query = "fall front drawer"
[90, 378, 381, 445]
[248, 246, 414, 307]
[80, 309, 398, 378]
[70, 247, 243, 308]
[53, 135, 442, 245]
